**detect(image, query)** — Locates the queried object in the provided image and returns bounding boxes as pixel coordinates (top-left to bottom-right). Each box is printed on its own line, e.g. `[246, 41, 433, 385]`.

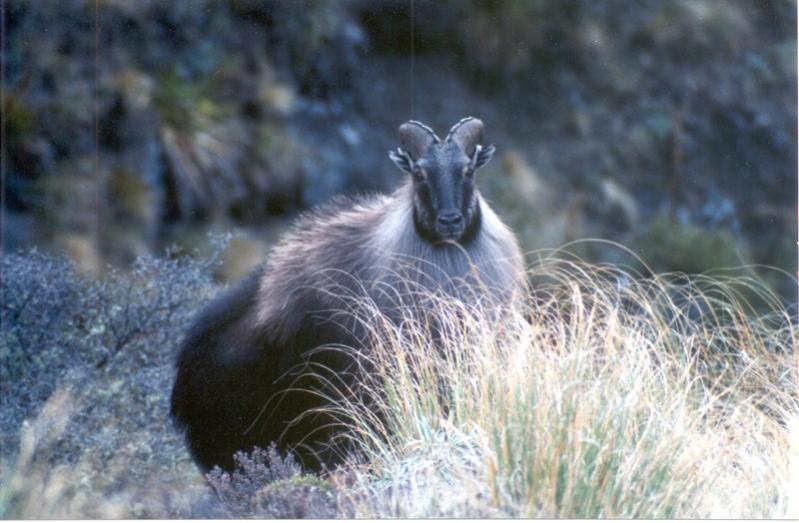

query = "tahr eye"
[413, 166, 427, 181]
[463, 165, 475, 178]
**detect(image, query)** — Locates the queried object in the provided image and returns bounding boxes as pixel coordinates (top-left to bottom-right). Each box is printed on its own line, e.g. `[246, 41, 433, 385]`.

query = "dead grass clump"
[333, 253, 798, 518]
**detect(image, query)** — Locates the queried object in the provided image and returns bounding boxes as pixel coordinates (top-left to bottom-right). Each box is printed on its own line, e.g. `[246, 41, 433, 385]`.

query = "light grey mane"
[255, 180, 525, 338]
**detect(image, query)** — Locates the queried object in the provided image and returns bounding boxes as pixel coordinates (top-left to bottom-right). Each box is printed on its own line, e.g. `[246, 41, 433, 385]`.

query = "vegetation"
[333, 250, 797, 517]
[0, 244, 223, 518]
[2, 0, 795, 517]
[154, 68, 233, 134]
[1, 248, 795, 518]
[4, 0, 795, 300]
[632, 214, 749, 274]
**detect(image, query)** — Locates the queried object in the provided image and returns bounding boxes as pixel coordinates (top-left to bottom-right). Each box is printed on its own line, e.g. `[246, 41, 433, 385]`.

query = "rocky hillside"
[3, 0, 796, 296]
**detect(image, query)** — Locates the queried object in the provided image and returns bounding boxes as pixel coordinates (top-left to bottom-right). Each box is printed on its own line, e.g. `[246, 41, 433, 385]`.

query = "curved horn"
[398, 120, 440, 160]
[446, 117, 484, 157]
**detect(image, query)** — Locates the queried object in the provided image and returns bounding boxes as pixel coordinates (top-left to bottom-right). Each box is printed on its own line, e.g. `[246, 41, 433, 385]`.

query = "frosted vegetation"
[1, 244, 796, 518]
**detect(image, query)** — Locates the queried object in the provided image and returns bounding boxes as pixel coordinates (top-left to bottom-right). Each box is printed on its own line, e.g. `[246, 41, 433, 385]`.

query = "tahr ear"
[398, 120, 440, 160]
[446, 116, 484, 157]
[388, 148, 414, 174]
[472, 144, 496, 170]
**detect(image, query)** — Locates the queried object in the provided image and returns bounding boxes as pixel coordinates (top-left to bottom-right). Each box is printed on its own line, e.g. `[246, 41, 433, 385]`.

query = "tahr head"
[389, 117, 496, 243]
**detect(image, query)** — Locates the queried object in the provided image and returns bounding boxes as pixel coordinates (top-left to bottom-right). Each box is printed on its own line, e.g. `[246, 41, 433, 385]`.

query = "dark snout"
[435, 210, 465, 240]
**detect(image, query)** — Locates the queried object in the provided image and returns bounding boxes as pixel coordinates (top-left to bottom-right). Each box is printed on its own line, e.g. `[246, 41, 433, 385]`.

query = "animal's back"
[170, 196, 382, 472]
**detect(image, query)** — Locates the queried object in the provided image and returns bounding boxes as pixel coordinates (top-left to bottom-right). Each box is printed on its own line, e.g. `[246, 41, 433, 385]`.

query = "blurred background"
[2, 0, 796, 299]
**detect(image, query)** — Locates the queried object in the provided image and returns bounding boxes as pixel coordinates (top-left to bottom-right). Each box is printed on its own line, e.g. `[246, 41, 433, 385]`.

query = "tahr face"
[411, 141, 478, 242]
[388, 118, 496, 244]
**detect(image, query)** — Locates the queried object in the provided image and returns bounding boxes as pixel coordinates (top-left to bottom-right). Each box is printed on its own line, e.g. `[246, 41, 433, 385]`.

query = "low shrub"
[1, 245, 796, 518]
[0, 241, 223, 457]
[206, 444, 342, 518]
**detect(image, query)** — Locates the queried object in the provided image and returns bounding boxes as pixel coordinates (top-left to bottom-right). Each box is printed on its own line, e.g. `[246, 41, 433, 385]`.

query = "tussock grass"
[1, 248, 796, 518]
[330, 251, 798, 518]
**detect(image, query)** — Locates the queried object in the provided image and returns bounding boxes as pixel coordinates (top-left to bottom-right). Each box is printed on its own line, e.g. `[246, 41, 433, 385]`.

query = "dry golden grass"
[1, 248, 796, 518]
[329, 249, 798, 518]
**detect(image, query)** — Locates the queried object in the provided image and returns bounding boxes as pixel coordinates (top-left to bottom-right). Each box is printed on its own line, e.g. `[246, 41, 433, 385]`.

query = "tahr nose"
[437, 211, 464, 227]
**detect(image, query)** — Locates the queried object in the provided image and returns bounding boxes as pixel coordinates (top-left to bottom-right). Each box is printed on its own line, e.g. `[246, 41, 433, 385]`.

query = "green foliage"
[633, 214, 749, 274]
[3, 91, 34, 141]
[107, 167, 151, 221]
[153, 69, 231, 133]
